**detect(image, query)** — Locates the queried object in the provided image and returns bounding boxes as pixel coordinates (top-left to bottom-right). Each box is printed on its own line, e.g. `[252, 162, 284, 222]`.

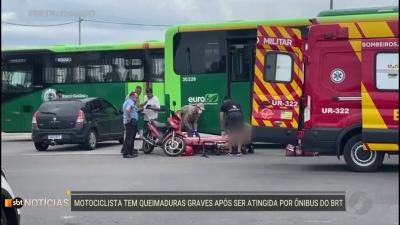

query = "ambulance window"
[264, 52, 293, 82]
[376, 53, 399, 90]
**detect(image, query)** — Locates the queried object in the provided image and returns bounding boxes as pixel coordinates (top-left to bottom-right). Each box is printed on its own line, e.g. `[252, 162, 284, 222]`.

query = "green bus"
[164, 7, 399, 135]
[164, 18, 311, 134]
[1, 41, 166, 132]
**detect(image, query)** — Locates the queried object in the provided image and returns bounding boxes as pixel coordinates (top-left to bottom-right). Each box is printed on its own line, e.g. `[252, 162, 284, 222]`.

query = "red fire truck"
[252, 9, 399, 171]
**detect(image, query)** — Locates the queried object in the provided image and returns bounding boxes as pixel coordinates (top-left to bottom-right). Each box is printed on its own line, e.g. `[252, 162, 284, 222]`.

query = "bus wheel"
[34, 142, 49, 151]
[343, 135, 384, 172]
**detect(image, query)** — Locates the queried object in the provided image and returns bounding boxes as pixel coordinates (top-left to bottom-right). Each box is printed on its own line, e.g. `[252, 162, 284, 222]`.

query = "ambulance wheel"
[343, 135, 384, 172]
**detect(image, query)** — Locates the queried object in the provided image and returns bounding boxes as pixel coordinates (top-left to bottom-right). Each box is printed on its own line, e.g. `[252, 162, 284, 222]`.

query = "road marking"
[305, 220, 332, 224]
[61, 216, 75, 220]
[23, 152, 121, 156]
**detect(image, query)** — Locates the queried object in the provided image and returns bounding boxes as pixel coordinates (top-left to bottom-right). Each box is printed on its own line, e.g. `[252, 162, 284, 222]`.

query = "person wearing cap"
[55, 89, 64, 99]
[179, 103, 205, 137]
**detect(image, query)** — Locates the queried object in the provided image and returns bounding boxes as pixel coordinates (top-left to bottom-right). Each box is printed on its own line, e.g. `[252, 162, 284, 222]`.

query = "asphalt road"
[1, 135, 399, 225]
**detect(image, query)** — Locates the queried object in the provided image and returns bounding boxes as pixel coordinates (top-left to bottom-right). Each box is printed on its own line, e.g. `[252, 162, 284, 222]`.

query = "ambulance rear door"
[251, 25, 304, 144]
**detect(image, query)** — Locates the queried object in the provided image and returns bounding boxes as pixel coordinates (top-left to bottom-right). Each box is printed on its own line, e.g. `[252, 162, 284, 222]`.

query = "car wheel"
[84, 129, 97, 150]
[34, 142, 49, 151]
[1, 205, 9, 225]
[343, 135, 384, 172]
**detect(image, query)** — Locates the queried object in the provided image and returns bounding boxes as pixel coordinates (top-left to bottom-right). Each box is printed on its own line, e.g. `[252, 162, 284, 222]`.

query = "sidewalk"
[1, 132, 32, 141]
[1, 132, 144, 141]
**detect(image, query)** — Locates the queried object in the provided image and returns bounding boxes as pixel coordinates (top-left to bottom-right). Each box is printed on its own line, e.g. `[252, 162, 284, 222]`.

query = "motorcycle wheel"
[142, 134, 155, 154]
[163, 135, 186, 157]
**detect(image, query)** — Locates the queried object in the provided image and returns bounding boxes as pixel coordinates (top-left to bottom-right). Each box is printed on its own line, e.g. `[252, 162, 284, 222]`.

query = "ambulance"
[252, 7, 399, 171]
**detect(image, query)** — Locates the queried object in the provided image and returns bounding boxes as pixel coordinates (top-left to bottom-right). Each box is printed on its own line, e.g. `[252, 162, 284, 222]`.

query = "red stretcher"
[182, 132, 228, 156]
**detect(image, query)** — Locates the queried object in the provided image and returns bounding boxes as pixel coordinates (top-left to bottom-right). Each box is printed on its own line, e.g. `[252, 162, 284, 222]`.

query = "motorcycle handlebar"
[170, 110, 180, 120]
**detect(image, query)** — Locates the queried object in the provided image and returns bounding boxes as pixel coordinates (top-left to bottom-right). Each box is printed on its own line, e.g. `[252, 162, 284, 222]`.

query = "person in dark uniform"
[220, 96, 245, 156]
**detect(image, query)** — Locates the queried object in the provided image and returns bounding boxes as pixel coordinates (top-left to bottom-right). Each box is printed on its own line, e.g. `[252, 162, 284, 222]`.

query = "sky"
[1, 0, 398, 49]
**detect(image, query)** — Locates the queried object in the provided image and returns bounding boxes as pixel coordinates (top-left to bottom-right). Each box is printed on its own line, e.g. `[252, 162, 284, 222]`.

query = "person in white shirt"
[142, 88, 161, 136]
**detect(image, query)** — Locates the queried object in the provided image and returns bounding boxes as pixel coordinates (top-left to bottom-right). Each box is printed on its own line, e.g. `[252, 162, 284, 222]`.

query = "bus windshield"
[173, 31, 227, 75]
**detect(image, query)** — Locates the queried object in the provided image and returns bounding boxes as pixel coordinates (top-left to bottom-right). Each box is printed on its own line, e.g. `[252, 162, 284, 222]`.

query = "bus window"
[375, 52, 399, 90]
[86, 64, 111, 82]
[101, 51, 144, 82]
[204, 42, 221, 73]
[146, 50, 164, 82]
[123, 58, 144, 82]
[45, 66, 85, 84]
[264, 52, 293, 82]
[1, 70, 33, 93]
[229, 43, 253, 82]
[148, 57, 164, 81]
[44, 51, 146, 83]
[173, 31, 226, 75]
[103, 57, 124, 82]
[44, 55, 85, 84]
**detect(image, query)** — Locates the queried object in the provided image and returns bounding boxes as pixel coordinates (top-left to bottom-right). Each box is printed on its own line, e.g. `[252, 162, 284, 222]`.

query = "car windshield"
[38, 101, 83, 116]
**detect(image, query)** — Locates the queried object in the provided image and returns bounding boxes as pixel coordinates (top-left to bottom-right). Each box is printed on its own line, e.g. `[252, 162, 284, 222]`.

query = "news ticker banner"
[70, 191, 346, 211]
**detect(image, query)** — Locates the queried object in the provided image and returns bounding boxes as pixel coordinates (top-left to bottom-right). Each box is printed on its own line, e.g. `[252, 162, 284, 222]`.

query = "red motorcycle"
[142, 101, 186, 157]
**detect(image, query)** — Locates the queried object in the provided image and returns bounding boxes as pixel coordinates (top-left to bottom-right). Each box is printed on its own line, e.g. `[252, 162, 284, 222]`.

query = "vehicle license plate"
[48, 135, 62, 140]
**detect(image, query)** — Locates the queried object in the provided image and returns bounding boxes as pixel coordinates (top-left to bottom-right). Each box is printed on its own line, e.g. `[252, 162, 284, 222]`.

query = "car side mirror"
[172, 101, 176, 107]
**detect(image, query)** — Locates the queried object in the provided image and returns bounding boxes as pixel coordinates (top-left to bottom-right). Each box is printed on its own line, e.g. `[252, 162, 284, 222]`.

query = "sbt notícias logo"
[4, 197, 69, 208]
[188, 94, 219, 105]
[4, 197, 23, 208]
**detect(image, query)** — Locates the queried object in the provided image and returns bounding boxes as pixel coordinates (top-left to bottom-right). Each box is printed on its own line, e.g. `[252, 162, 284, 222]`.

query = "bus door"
[251, 25, 304, 143]
[361, 35, 399, 152]
[227, 38, 256, 122]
